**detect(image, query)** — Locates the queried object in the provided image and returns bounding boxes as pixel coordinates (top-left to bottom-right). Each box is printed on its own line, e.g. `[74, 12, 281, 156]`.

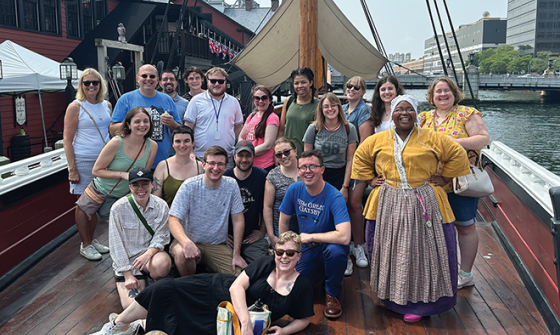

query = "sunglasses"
[83, 81, 100, 87]
[346, 84, 362, 91]
[209, 79, 226, 85]
[274, 149, 292, 159]
[140, 74, 157, 79]
[253, 95, 269, 102]
[275, 249, 299, 257]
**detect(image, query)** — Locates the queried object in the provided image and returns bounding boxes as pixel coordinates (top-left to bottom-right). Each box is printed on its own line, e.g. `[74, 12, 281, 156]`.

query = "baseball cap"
[235, 140, 255, 155]
[129, 167, 153, 184]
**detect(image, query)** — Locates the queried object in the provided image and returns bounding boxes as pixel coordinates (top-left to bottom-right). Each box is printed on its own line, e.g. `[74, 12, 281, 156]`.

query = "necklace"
[324, 123, 341, 132]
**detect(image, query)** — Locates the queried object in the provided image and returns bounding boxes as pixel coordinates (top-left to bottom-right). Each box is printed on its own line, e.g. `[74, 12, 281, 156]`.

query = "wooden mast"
[299, 0, 322, 94]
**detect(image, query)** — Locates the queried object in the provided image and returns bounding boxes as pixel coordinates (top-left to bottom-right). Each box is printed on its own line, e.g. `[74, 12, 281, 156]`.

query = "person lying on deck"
[90, 232, 314, 335]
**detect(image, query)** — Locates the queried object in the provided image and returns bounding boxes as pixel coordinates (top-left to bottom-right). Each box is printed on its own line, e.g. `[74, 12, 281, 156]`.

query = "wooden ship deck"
[0, 222, 551, 335]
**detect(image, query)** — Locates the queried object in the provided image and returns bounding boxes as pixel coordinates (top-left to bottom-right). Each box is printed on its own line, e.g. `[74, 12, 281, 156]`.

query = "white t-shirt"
[184, 91, 243, 157]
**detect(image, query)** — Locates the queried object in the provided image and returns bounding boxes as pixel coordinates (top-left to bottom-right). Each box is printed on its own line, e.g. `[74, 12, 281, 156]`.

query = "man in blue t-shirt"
[279, 150, 350, 320]
[109, 64, 181, 168]
[223, 140, 269, 264]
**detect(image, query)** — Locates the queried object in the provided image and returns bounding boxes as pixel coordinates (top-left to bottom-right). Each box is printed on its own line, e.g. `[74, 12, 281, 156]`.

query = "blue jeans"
[296, 243, 349, 297]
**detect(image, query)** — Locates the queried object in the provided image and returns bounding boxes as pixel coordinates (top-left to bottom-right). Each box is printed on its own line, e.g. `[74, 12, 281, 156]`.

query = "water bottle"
[247, 298, 264, 312]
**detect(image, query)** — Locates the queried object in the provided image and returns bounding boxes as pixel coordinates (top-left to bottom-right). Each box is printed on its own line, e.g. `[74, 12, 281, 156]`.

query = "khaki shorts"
[170, 240, 242, 275]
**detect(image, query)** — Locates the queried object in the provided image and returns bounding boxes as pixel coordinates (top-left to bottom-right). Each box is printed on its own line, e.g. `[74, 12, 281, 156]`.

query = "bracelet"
[342, 184, 348, 189]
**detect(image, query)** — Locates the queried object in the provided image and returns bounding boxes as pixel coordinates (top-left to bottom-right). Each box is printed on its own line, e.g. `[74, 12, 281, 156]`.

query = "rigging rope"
[425, 0, 448, 76]
[150, 0, 174, 65]
[432, 0, 458, 79]
[166, 0, 191, 68]
[441, 0, 479, 109]
[358, 0, 393, 74]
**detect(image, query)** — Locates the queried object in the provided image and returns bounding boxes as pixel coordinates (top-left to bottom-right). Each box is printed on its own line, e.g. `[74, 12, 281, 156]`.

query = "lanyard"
[211, 94, 224, 125]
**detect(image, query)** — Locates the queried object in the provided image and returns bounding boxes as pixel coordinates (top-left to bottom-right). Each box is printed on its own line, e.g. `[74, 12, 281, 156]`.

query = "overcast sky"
[225, 0, 508, 59]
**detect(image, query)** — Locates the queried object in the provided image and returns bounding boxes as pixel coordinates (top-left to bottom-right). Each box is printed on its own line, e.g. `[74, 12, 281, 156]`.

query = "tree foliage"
[469, 45, 559, 74]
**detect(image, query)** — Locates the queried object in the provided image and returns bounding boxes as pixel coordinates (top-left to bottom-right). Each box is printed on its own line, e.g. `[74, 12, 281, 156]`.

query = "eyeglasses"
[131, 182, 151, 189]
[275, 249, 299, 257]
[205, 161, 227, 168]
[209, 79, 226, 85]
[394, 107, 416, 113]
[274, 149, 292, 159]
[140, 74, 157, 79]
[346, 84, 362, 91]
[253, 95, 269, 102]
[322, 104, 338, 110]
[83, 81, 100, 87]
[298, 164, 320, 172]
[161, 77, 176, 82]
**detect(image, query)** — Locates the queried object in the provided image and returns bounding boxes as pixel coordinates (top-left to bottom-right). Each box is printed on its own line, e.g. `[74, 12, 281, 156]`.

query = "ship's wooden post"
[299, 0, 319, 85]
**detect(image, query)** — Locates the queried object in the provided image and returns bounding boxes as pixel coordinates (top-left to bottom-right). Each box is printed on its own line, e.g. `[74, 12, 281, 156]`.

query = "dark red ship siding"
[0, 180, 75, 277]
[479, 169, 560, 318]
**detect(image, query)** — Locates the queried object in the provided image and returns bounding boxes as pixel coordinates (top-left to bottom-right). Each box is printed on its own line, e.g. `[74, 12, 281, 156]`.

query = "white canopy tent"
[0, 40, 81, 150]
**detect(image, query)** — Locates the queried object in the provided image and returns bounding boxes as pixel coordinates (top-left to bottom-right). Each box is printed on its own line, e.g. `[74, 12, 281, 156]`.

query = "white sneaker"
[344, 257, 353, 276]
[109, 313, 143, 334]
[353, 244, 369, 268]
[90, 319, 139, 335]
[80, 243, 102, 261]
[92, 239, 110, 254]
[458, 270, 475, 289]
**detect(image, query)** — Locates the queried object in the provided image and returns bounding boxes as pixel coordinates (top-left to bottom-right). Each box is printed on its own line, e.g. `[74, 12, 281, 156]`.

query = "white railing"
[0, 149, 68, 196]
[482, 141, 560, 217]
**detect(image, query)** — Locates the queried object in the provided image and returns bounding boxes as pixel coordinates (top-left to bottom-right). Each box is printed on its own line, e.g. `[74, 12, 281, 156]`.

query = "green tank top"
[95, 136, 151, 198]
[162, 159, 185, 207]
[284, 98, 318, 154]
[162, 159, 203, 206]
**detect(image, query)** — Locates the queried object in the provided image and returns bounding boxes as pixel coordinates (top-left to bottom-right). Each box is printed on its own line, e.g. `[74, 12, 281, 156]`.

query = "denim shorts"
[447, 192, 479, 226]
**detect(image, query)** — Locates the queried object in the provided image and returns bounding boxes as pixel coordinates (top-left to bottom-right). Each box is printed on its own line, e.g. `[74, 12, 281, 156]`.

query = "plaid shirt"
[109, 194, 170, 275]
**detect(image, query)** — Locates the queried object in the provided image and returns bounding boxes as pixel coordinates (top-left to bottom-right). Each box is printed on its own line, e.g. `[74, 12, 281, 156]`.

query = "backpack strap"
[127, 194, 154, 236]
[286, 95, 295, 111]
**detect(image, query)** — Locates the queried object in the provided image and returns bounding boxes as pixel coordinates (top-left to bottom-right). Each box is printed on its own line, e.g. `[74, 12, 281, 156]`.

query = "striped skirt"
[370, 182, 455, 308]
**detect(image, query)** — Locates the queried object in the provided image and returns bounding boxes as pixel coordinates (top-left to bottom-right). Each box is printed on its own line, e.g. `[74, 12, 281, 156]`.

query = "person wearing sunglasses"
[238, 85, 279, 171]
[352, 95, 470, 323]
[110, 64, 182, 169]
[63, 68, 113, 260]
[168, 145, 247, 277]
[341, 76, 373, 275]
[91, 231, 314, 335]
[223, 141, 270, 265]
[184, 67, 243, 168]
[107, 167, 171, 318]
[263, 137, 300, 246]
[279, 150, 351, 319]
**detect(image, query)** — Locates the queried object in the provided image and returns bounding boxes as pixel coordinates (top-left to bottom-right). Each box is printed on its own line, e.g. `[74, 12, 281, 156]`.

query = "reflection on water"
[365, 89, 560, 176]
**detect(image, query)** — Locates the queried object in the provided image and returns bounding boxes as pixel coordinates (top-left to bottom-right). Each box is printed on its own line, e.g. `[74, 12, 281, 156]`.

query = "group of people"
[63, 64, 489, 335]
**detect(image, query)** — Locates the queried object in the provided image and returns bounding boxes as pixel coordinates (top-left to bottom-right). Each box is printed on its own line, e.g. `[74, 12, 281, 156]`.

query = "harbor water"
[363, 89, 560, 176]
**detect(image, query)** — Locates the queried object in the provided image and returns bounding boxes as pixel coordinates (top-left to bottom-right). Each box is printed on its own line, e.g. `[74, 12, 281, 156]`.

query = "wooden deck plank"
[0, 225, 553, 335]
[475, 230, 550, 335]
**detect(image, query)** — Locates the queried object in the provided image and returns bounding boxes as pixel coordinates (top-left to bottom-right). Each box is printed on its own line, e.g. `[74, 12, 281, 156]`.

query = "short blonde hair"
[276, 231, 302, 252]
[426, 76, 464, 107]
[76, 68, 107, 103]
[346, 76, 366, 92]
[205, 67, 228, 79]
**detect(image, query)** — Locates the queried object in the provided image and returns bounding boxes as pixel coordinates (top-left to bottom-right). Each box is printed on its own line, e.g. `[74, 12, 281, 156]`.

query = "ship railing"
[483, 141, 560, 217]
[0, 148, 67, 196]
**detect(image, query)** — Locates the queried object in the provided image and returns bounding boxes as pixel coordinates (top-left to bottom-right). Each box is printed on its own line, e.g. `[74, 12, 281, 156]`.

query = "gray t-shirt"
[303, 123, 358, 169]
[169, 174, 244, 244]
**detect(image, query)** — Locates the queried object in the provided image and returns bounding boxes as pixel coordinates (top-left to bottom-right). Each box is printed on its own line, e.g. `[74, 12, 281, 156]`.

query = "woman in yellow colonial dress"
[352, 95, 470, 322]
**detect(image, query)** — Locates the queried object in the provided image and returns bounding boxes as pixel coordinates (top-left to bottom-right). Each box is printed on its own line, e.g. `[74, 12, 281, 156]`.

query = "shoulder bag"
[217, 301, 271, 335]
[453, 150, 494, 198]
[76, 138, 147, 220]
[76, 101, 108, 145]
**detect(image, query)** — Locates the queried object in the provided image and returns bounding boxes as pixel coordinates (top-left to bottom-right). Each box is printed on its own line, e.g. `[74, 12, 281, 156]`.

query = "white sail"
[233, 0, 387, 87]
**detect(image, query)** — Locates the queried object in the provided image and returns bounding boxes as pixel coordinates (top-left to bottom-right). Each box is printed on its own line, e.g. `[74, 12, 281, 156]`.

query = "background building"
[506, 0, 560, 55]
[388, 52, 412, 64]
[424, 14, 507, 74]
[392, 57, 424, 74]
